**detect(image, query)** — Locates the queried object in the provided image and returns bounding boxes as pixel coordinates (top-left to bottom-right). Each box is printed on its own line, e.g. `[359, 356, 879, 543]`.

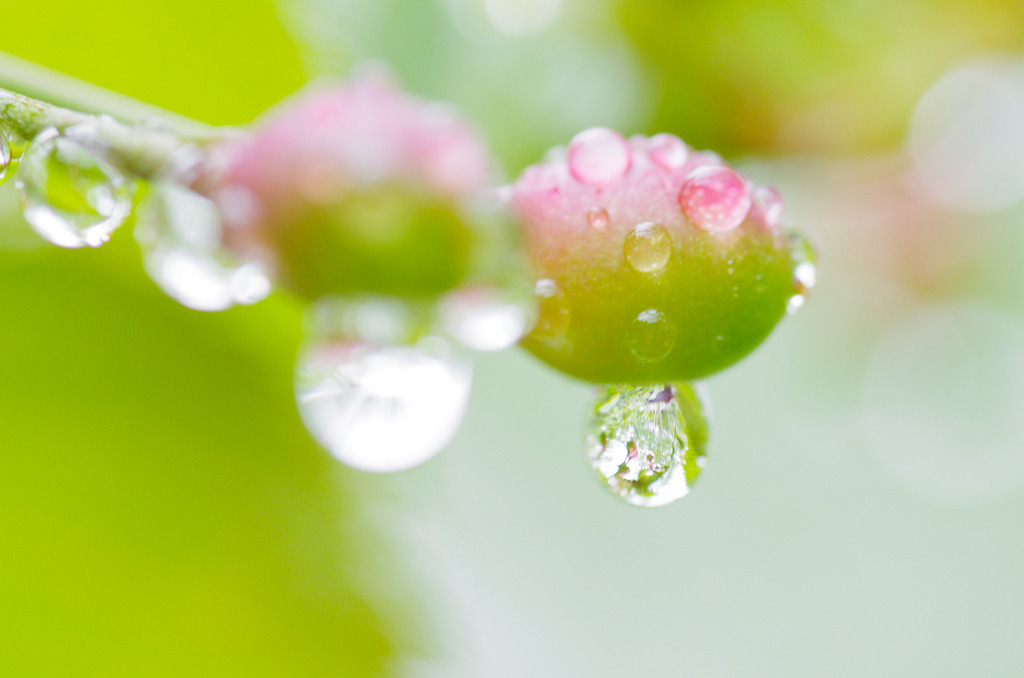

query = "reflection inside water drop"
[136, 182, 271, 311]
[586, 382, 710, 507]
[295, 337, 472, 473]
[16, 126, 134, 248]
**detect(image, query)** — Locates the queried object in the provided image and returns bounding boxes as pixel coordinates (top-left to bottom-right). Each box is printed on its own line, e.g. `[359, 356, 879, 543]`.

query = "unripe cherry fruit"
[210, 67, 499, 301]
[507, 128, 807, 384]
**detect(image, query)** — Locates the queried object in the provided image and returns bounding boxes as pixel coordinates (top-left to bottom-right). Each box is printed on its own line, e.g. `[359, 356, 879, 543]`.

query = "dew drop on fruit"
[295, 336, 472, 473]
[16, 127, 134, 248]
[587, 207, 609, 230]
[624, 221, 672, 273]
[567, 127, 631, 184]
[136, 182, 271, 311]
[586, 382, 710, 507]
[749, 185, 784, 230]
[678, 165, 751, 233]
[438, 285, 534, 352]
[647, 133, 688, 169]
[786, 229, 818, 315]
[530, 278, 571, 341]
[628, 308, 677, 363]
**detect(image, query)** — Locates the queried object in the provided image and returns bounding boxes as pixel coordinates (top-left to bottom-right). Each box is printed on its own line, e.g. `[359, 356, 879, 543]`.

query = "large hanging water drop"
[295, 335, 472, 473]
[16, 126, 134, 248]
[586, 382, 710, 507]
[136, 182, 271, 311]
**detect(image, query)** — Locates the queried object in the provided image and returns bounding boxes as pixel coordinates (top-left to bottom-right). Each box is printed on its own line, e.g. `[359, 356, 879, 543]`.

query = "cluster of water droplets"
[587, 382, 710, 507]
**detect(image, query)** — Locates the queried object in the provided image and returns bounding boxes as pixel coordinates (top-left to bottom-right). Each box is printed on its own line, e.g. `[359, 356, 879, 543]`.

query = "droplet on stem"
[136, 182, 271, 311]
[0, 129, 12, 186]
[586, 382, 710, 507]
[16, 126, 135, 248]
[295, 336, 472, 473]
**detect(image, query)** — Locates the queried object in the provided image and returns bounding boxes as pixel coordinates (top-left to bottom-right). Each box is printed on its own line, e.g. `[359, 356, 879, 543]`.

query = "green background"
[5, 0, 1024, 675]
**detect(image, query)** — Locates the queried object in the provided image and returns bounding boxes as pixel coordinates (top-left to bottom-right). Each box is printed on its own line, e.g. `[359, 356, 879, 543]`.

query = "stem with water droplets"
[0, 52, 218, 181]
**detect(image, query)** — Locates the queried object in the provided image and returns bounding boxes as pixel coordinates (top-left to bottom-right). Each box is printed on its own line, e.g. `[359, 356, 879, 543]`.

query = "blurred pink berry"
[207, 66, 499, 300]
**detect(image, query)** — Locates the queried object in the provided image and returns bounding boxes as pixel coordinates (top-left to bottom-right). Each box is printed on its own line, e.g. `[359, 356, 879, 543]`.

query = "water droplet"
[16, 127, 134, 248]
[587, 207, 609, 230]
[530, 278, 570, 340]
[623, 222, 672, 273]
[648, 133, 688, 169]
[749, 185, 784, 229]
[439, 286, 534, 351]
[586, 382, 710, 507]
[295, 336, 472, 473]
[678, 166, 751, 233]
[786, 230, 818, 315]
[629, 308, 677, 363]
[0, 129, 12, 185]
[136, 182, 271, 311]
[567, 127, 631, 184]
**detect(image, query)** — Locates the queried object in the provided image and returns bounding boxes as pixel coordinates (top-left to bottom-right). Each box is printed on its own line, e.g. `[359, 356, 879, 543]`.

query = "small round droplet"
[136, 182, 271, 311]
[629, 308, 677, 363]
[439, 286, 534, 352]
[0, 129, 12, 185]
[624, 222, 672, 273]
[678, 166, 751, 233]
[586, 382, 710, 507]
[17, 127, 134, 248]
[749, 186, 784, 230]
[530, 278, 571, 340]
[648, 133, 688, 169]
[587, 207, 610, 230]
[786, 230, 818, 315]
[567, 127, 632, 184]
[295, 337, 472, 473]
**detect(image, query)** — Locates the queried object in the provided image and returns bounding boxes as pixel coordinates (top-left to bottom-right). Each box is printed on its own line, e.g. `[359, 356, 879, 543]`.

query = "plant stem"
[0, 52, 220, 181]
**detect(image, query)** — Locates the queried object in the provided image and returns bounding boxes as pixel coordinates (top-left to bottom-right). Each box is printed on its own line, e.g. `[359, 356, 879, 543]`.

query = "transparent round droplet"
[587, 207, 609, 230]
[786, 230, 818, 315]
[567, 127, 632, 184]
[530, 278, 571, 340]
[586, 382, 710, 507]
[0, 129, 12, 186]
[629, 308, 677, 363]
[648, 133, 688, 169]
[439, 285, 535, 351]
[678, 165, 751, 233]
[295, 337, 472, 473]
[16, 127, 134, 248]
[624, 221, 672, 273]
[136, 182, 271, 311]
[749, 185, 784, 230]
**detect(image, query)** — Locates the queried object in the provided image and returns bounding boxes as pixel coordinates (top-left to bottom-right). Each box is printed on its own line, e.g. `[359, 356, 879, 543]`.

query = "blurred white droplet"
[295, 337, 473, 473]
[909, 58, 1024, 212]
[439, 286, 534, 352]
[861, 303, 1024, 502]
[136, 182, 271, 311]
[16, 126, 134, 248]
[483, 0, 562, 37]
